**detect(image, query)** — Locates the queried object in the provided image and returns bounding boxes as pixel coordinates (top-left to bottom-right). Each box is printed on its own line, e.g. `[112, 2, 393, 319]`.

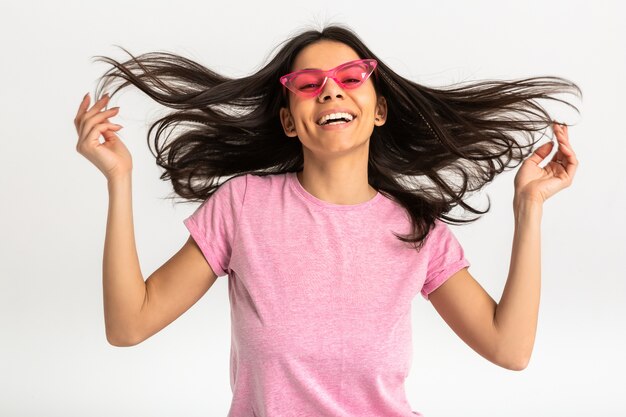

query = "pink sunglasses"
[280, 58, 378, 99]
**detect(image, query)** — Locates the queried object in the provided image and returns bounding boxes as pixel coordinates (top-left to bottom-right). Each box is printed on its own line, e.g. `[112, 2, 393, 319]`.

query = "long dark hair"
[91, 23, 582, 251]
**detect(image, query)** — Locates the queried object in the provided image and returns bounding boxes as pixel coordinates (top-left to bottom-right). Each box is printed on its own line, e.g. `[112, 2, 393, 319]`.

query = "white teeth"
[317, 112, 355, 125]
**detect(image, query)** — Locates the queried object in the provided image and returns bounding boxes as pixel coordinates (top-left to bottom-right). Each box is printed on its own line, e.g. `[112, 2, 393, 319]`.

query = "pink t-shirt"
[184, 171, 470, 417]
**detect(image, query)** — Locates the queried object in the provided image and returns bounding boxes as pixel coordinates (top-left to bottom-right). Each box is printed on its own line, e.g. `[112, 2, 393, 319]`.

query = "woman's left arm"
[429, 122, 577, 370]
[495, 122, 578, 367]
[493, 197, 542, 369]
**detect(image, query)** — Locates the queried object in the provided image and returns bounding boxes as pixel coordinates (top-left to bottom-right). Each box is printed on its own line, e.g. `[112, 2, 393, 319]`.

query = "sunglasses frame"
[280, 58, 378, 99]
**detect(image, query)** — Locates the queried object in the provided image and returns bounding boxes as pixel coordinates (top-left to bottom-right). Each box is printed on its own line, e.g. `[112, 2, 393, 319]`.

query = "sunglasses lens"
[335, 62, 371, 88]
[292, 72, 324, 93]
[290, 61, 374, 95]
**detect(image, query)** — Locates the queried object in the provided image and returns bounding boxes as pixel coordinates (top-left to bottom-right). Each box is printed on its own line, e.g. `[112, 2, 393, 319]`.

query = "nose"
[317, 77, 344, 102]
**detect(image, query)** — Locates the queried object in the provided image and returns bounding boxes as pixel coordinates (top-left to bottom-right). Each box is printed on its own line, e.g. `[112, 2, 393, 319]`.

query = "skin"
[74, 48, 578, 365]
[279, 40, 388, 205]
[429, 123, 577, 370]
[280, 41, 580, 371]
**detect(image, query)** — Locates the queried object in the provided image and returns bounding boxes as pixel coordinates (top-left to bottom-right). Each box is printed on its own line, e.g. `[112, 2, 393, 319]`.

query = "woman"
[74, 24, 580, 417]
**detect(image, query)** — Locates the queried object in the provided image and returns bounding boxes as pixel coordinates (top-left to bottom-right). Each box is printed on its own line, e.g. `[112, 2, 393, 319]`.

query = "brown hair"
[91, 23, 582, 250]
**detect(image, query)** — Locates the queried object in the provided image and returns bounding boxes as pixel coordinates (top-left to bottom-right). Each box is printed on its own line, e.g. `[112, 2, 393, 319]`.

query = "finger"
[560, 144, 578, 178]
[77, 122, 123, 151]
[77, 107, 121, 147]
[527, 141, 554, 164]
[553, 123, 573, 152]
[557, 141, 577, 162]
[79, 106, 120, 139]
[553, 141, 578, 178]
[74, 93, 92, 130]
[88, 92, 111, 111]
[554, 122, 571, 145]
[101, 123, 124, 143]
[555, 125, 576, 157]
[552, 143, 568, 165]
[79, 93, 112, 132]
[563, 125, 571, 146]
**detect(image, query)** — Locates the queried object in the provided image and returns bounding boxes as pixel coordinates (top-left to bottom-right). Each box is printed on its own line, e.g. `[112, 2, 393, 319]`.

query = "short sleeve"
[420, 219, 471, 301]
[183, 175, 247, 278]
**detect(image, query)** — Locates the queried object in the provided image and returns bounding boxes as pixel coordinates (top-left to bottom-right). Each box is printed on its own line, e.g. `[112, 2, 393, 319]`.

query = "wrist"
[514, 191, 543, 208]
[513, 196, 543, 225]
[107, 173, 132, 191]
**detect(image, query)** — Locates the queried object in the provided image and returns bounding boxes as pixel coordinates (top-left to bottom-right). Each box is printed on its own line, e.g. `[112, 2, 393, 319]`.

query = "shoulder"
[426, 218, 450, 242]
[224, 173, 248, 189]
[423, 218, 466, 256]
[214, 173, 248, 198]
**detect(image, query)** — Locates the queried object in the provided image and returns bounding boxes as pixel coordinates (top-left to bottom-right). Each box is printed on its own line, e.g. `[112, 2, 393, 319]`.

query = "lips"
[316, 117, 356, 130]
[315, 108, 357, 125]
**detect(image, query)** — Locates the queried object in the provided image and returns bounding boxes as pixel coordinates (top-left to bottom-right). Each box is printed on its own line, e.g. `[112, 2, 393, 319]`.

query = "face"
[279, 40, 387, 157]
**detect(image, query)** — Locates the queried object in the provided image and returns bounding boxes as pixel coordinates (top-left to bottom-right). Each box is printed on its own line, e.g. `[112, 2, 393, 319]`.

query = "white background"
[1, 0, 624, 416]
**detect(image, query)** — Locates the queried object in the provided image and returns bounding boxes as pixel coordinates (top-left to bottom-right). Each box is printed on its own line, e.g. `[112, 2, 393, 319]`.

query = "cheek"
[292, 104, 316, 125]
[352, 89, 378, 114]
[355, 102, 376, 121]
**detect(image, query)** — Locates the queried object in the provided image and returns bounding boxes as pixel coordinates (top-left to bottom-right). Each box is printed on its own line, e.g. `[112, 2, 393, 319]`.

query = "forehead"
[291, 41, 361, 72]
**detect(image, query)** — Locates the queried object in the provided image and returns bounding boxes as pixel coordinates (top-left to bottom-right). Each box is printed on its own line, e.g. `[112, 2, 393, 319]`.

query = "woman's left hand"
[513, 122, 578, 205]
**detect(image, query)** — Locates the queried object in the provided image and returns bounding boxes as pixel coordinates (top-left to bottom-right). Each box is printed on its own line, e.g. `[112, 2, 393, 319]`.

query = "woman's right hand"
[74, 92, 132, 181]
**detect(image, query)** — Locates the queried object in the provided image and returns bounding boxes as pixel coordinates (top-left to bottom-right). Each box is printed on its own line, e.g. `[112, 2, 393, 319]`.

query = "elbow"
[106, 333, 128, 347]
[502, 354, 530, 371]
[514, 355, 531, 371]
[493, 334, 533, 371]
[105, 318, 143, 347]
[106, 330, 142, 347]
[493, 344, 531, 371]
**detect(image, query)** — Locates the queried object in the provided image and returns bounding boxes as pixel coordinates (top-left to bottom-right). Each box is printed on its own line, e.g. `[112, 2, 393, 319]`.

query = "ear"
[279, 107, 298, 137]
[374, 95, 388, 126]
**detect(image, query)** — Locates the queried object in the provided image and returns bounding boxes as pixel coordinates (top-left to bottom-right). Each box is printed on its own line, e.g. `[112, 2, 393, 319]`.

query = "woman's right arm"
[103, 174, 145, 345]
[104, 174, 218, 346]
[76, 92, 218, 347]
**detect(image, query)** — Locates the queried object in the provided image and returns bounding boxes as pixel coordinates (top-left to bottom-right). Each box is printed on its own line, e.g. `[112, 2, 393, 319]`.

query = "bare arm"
[430, 123, 576, 371]
[136, 234, 218, 345]
[103, 174, 145, 345]
[74, 93, 218, 346]
[492, 198, 542, 369]
[104, 174, 218, 346]
[429, 199, 542, 371]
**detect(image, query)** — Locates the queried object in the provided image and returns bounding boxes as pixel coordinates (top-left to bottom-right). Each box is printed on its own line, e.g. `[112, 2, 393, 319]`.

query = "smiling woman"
[276, 41, 388, 205]
[90, 24, 580, 248]
[80, 22, 582, 417]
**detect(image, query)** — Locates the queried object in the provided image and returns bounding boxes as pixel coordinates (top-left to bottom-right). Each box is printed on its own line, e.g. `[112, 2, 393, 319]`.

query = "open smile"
[316, 117, 356, 130]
